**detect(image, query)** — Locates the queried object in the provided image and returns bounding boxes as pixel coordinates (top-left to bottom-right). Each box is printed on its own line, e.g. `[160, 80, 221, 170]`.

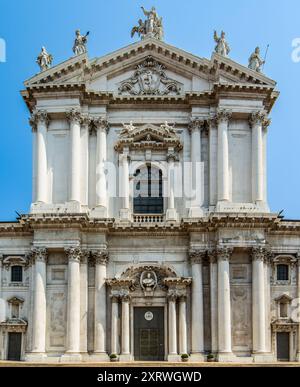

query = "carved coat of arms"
[118, 56, 182, 96]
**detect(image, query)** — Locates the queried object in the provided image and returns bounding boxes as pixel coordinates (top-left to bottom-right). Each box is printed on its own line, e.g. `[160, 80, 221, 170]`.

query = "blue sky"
[0, 0, 299, 220]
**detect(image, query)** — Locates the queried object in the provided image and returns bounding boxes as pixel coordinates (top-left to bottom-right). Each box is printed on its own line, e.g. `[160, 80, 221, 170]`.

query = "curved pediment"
[115, 122, 183, 152]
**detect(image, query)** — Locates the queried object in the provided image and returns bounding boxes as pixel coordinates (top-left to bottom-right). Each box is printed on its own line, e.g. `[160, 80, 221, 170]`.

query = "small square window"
[277, 264, 289, 281]
[11, 266, 23, 282]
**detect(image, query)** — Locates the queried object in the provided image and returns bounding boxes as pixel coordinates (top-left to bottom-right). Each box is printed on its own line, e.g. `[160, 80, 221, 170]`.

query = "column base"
[30, 201, 82, 214]
[166, 209, 178, 222]
[167, 354, 181, 362]
[89, 352, 110, 361]
[215, 201, 269, 213]
[90, 206, 107, 218]
[119, 354, 133, 361]
[119, 209, 131, 221]
[217, 352, 237, 362]
[252, 353, 276, 363]
[188, 207, 204, 218]
[60, 352, 82, 362]
[25, 352, 47, 362]
[189, 353, 205, 362]
[296, 352, 300, 362]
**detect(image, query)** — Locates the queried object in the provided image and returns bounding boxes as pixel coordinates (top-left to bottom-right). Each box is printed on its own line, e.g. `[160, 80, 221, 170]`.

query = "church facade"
[0, 10, 300, 363]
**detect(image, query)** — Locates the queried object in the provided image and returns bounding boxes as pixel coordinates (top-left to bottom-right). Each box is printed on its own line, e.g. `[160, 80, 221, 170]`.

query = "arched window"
[11, 266, 23, 282]
[277, 264, 289, 281]
[133, 165, 163, 214]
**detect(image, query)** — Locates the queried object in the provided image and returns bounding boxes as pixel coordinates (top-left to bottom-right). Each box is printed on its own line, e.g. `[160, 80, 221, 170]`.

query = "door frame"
[131, 303, 168, 361]
[0, 329, 26, 361]
[272, 324, 298, 362]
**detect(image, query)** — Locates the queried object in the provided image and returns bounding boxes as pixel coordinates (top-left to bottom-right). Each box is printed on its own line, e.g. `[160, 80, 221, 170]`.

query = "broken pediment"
[117, 56, 183, 95]
[115, 122, 183, 152]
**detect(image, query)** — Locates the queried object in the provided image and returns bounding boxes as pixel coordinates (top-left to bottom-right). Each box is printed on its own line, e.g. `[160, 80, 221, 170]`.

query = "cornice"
[1, 214, 300, 236]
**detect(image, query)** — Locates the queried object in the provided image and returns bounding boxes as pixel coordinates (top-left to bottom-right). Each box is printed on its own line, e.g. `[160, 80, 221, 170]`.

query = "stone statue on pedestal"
[131, 6, 164, 40]
[248, 47, 265, 72]
[36, 47, 53, 72]
[214, 30, 230, 57]
[73, 29, 89, 55]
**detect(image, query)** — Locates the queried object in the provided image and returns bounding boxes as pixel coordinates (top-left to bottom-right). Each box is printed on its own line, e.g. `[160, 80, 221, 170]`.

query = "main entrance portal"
[134, 307, 164, 361]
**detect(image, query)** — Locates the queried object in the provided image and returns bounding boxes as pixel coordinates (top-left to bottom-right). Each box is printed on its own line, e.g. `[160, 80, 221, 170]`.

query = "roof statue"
[248, 46, 265, 72]
[36, 46, 53, 72]
[131, 6, 164, 40]
[214, 30, 230, 57]
[73, 29, 89, 56]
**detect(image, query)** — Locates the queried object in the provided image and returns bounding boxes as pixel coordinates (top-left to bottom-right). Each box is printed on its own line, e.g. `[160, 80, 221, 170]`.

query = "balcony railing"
[133, 214, 164, 223]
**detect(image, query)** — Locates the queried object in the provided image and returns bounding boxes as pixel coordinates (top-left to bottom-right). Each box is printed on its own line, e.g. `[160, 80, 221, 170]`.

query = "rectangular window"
[11, 266, 23, 282]
[277, 264, 289, 281]
[280, 302, 288, 318]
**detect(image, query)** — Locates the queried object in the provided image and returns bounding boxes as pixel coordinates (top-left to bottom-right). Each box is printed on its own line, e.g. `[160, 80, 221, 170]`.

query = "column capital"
[216, 246, 233, 261]
[66, 108, 83, 124]
[110, 295, 120, 303]
[189, 249, 206, 264]
[251, 246, 271, 262]
[91, 249, 109, 265]
[81, 114, 92, 128]
[188, 117, 206, 133]
[93, 116, 109, 133]
[167, 289, 178, 302]
[80, 250, 90, 264]
[216, 109, 232, 124]
[119, 291, 131, 302]
[208, 248, 218, 263]
[249, 110, 270, 128]
[64, 246, 82, 262]
[29, 110, 50, 131]
[166, 152, 179, 163]
[29, 247, 48, 264]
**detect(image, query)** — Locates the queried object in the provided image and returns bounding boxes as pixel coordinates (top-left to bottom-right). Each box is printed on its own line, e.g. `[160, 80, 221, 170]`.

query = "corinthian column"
[91, 249, 109, 360]
[0, 255, 4, 323]
[81, 115, 91, 208]
[217, 247, 233, 360]
[25, 248, 47, 361]
[249, 111, 270, 205]
[62, 247, 82, 361]
[94, 117, 109, 218]
[252, 247, 267, 358]
[119, 149, 131, 221]
[30, 110, 49, 204]
[216, 110, 231, 204]
[120, 293, 131, 361]
[188, 118, 204, 217]
[166, 152, 178, 221]
[167, 291, 178, 360]
[297, 254, 300, 362]
[189, 250, 205, 360]
[110, 295, 119, 355]
[67, 109, 82, 204]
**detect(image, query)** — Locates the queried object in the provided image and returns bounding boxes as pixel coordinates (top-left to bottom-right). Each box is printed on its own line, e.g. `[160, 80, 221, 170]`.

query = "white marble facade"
[0, 36, 300, 363]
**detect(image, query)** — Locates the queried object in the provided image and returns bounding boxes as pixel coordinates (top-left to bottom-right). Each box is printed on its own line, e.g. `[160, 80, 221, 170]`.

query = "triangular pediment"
[24, 38, 276, 91]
